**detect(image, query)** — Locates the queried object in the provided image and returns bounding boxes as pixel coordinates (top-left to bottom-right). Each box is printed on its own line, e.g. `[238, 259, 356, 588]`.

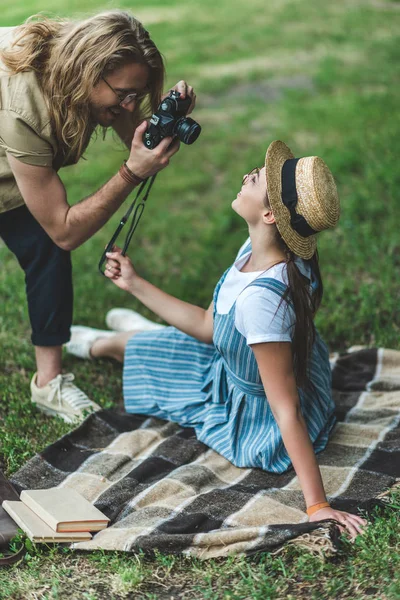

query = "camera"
[143, 90, 201, 149]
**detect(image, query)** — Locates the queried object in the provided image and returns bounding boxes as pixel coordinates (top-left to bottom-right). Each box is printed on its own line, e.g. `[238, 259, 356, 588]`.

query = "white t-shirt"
[216, 238, 313, 346]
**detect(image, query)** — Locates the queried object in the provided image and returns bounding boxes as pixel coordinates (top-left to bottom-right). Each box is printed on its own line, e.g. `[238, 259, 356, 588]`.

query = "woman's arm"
[251, 341, 366, 538]
[105, 248, 214, 343]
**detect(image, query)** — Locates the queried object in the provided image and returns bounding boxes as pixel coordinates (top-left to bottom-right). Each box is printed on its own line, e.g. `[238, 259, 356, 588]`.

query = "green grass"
[1, 497, 399, 599]
[1, 0, 400, 598]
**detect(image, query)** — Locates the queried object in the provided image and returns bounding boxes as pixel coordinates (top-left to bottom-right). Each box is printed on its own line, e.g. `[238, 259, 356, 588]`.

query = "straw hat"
[265, 141, 340, 260]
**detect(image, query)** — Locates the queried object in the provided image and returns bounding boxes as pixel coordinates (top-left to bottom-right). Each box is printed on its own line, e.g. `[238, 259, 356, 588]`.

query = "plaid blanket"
[10, 348, 400, 559]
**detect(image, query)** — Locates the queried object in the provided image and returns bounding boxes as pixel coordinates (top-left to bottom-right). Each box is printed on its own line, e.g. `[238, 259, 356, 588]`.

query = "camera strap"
[98, 174, 157, 276]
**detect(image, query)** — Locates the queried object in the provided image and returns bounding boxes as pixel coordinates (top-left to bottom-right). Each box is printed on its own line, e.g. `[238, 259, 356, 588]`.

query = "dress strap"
[247, 276, 287, 296]
[233, 276, 294, 310]
[212, 266, 232, 318]
[237, 240, 252, 259]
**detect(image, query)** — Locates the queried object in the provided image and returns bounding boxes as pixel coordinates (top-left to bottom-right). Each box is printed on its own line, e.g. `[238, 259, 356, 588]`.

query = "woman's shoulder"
[235, 276, 291, 313]
[235, 261, 303, 311]
[234, 279, 295, 341]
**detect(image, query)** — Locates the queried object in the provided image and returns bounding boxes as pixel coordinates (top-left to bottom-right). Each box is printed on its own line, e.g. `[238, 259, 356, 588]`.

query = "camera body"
[143, 90, 201, 149]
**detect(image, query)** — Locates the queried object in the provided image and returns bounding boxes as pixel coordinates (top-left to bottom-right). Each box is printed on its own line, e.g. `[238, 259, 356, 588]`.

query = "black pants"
[0, 205, 72, 346]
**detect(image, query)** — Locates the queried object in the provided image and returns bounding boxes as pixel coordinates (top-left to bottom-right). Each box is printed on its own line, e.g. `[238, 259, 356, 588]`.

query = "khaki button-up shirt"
[0, 27, 85, 214]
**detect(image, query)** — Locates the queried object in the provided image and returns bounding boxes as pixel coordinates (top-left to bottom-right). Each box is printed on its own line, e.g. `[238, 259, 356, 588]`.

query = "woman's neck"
[241, 229, 286, 273]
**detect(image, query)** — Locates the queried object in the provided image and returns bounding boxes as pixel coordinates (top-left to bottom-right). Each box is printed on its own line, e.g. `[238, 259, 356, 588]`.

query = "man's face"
[89, 62, 150, 127]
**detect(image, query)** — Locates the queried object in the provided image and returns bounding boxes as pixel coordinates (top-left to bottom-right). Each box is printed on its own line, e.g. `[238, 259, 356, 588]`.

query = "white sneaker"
[105, 308, 165, 333]
[65, 325, 117, 360]
[31, 372, 101, 423]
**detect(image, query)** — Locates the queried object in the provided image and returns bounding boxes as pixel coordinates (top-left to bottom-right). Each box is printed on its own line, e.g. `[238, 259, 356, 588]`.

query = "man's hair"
[1, 10, 165, 162]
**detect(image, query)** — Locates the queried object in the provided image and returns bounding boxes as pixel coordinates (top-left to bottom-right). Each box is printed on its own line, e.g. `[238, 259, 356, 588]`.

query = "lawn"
[1, 0, 400, 598]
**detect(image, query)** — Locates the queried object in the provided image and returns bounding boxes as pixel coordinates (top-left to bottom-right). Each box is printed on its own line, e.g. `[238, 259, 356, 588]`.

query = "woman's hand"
[309, 507, 367, 539]
[104, 246, 142, 294]
[163, 79, 196, 114]
[126, 121, 180, 180]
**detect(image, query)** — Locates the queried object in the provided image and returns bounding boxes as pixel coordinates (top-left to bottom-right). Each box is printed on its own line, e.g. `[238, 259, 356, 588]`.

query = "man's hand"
[126, 121, 180, 179]
[163, 80, 196, 114]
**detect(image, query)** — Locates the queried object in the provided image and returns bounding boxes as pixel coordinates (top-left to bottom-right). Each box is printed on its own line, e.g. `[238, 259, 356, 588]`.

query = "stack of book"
[2, 488, 110, 543]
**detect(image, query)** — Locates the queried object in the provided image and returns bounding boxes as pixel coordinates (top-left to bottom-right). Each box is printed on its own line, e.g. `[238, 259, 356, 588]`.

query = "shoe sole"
[33, 402, 79, 424]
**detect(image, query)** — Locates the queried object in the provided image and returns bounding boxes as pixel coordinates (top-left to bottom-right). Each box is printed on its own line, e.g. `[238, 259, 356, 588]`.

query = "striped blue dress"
[123, 242, 336, 473]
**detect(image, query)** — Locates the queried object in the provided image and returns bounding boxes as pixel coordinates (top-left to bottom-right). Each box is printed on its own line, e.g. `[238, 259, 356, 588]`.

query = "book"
[2, 501, 92, 543]
[20, 488, 110, 532]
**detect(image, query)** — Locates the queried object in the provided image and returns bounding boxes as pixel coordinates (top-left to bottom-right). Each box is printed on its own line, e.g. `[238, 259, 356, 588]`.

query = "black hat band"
[281, 158, 318, 238]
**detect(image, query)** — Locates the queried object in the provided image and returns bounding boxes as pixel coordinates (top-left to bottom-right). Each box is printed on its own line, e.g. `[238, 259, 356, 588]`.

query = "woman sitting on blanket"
[67, 140, 366, 538]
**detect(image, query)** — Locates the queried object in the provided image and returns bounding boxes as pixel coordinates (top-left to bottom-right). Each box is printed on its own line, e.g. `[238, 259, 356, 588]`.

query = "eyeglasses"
[102, 76, 149, 107]
[242, 167, 260, 186]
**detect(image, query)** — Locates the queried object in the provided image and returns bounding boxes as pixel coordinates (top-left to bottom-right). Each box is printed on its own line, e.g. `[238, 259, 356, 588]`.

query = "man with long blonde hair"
[0, 11, 195, 422]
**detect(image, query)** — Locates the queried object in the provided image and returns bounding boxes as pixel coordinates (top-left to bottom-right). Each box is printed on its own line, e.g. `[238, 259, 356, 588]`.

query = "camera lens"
[175, 118, 201, 145]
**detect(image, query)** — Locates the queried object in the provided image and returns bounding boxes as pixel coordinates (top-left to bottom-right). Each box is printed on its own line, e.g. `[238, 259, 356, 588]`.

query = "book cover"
[20, 488, 110, 532]
[2, 501, 92, 543]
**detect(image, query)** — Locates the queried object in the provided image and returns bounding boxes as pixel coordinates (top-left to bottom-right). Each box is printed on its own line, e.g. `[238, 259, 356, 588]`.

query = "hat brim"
[265, 140, 317, 260]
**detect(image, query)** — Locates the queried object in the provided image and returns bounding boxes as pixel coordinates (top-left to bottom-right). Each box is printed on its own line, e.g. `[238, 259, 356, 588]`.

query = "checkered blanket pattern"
[10, 348, 400, 558]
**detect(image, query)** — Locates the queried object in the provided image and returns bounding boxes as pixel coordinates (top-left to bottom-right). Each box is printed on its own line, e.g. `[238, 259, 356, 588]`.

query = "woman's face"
[232, 166, 269, 225]
[89, 62, 150, 127]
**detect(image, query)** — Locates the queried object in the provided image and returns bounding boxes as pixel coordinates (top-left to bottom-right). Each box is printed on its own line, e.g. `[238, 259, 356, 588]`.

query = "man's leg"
[23, 212, 72, 387]
[0, 205, 99, 421]
[35, 346, 62, 387]
[0, 205, 72, 365]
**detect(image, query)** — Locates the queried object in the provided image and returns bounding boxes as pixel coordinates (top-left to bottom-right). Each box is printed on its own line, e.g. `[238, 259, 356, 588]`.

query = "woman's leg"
[90, 331, 138, 362]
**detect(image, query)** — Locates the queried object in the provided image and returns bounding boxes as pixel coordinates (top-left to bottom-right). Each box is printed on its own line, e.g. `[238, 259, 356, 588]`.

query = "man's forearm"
[61, 171, 137, 250]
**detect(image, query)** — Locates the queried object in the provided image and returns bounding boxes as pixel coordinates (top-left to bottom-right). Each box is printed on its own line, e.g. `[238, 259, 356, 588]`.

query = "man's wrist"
[125, 160, 147, 182]
[119, 161, 144, 186]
